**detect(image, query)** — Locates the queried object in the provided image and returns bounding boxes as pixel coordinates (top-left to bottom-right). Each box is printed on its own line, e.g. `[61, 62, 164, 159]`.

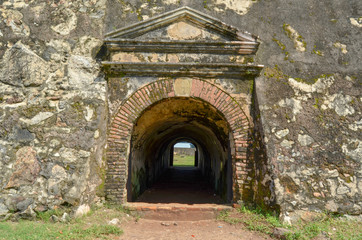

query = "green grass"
[0, 222, 122, 240]
[217, 207, 282, 235]
[217, 206, 362, 240]
[173, 154, 194, 167]
[0, 206, 125, 240]
[285, 216, 362, 240]
[37, 208, 67, 222]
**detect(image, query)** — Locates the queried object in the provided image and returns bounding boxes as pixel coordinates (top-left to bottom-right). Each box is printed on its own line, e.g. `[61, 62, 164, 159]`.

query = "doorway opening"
[127, 97, 233, 204]
[172, 142, 197, 167]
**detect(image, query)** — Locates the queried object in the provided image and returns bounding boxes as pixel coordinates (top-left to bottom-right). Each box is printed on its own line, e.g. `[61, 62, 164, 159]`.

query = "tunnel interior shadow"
[135, 166, 225, 204]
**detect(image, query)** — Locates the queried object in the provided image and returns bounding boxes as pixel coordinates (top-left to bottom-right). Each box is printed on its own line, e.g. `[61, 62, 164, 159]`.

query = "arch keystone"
[174, 78, 192, 97]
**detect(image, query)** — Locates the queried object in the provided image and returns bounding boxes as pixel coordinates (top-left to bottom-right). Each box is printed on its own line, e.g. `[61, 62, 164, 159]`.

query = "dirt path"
[119, 218, 272, 240]
[119, 167, 272, 239]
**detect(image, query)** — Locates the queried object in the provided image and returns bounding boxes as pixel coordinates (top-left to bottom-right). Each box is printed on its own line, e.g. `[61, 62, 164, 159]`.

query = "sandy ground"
[119, 218, 272, 240]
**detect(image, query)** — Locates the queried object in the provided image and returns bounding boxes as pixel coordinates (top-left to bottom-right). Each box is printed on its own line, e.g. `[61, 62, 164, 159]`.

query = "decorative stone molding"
[102, 6, 263, 79]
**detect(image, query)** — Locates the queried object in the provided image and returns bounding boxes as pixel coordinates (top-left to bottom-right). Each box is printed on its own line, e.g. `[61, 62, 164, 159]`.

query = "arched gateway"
[102, 7, 263, 204]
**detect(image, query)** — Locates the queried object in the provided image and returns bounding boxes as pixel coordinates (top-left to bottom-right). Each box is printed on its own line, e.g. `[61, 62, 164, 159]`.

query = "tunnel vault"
[103, 7, 264, 204]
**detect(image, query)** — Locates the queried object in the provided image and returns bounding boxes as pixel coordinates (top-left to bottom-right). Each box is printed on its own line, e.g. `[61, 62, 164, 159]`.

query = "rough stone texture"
[272, 227, 292, 240]
[0, 42, 49, 87]
[75, 204, 90, 218]
[0, 0, 107, 217]
[5, 147, 40, 189]
[0, 202, 8, 216]
[109, 218, 120, 225]
[0, 0, 361, 222]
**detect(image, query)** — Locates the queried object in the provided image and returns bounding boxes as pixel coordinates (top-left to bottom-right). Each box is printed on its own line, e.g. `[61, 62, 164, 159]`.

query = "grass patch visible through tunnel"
[173, 154, 194, 167]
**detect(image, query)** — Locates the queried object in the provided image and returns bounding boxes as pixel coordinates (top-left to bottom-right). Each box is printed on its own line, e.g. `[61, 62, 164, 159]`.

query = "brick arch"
[106, 78, 250, 203]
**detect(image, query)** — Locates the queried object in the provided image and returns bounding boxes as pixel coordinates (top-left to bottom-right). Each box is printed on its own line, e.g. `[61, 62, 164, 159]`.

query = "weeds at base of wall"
[217, 206, 282, 235]
[217, 206, 362, 240]
[0, 205, 125, 240]
[103, 203, 141, 221]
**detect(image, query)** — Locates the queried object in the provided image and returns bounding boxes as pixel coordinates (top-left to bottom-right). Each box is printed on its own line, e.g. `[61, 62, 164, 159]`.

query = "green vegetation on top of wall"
[272, 38, 286, 50]
[294, 73, 333, 85]
[272, 37, 291, 61]
[263, 65, 288, 82]
[264, 65, 333, 86]
[312, 45, 324, 56]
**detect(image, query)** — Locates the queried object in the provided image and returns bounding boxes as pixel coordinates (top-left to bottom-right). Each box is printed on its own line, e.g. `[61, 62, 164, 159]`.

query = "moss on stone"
[71, 102, 83, 112]
[203, 0, 209, 9]
[272, 38, 286, 51]
[96, 166, 106, 197]
[70, 101, 86, 120]
[263, 66, 288, 81]
[294, 77, 318, 85]
[313, 98, 321, 109]
[294, 73, 333, 85]
[22, 105, 56, 118]
[243, 56, 255, 64]
[312, 45, 324, 56]
[312, 49, 323, 56]
[272, 37, 292, 61]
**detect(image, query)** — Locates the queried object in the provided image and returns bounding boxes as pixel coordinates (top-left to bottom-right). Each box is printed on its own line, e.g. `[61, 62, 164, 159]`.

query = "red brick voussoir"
[105, 78, 251, 203]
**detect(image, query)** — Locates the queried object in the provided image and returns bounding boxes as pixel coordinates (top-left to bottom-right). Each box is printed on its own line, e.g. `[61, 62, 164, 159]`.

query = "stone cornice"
[104, 39, 259, 55]
[102, 62, 263, 78]
[103, 7, 263, 79]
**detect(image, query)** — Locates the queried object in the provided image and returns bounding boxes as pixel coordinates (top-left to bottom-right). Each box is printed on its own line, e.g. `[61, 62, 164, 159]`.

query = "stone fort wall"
[0, 0, 360, 222]
[174, 148, 195, 156]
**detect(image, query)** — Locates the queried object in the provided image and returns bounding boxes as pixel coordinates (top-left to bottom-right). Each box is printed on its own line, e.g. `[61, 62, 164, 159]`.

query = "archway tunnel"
[127, 97, 233, 204]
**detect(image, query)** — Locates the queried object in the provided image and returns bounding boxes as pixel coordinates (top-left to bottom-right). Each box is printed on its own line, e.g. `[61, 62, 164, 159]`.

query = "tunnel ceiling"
[132, 97, 231, 154]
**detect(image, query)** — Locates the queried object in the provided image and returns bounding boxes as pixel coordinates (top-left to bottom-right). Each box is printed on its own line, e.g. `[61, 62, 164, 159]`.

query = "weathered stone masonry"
[0, 0, 360, 222]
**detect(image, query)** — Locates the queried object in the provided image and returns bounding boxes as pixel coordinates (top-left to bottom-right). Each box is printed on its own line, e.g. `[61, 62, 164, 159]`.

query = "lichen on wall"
[212, 0, 257, 15]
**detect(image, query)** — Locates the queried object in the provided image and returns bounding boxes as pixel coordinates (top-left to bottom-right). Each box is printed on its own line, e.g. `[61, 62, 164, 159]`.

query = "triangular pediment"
[105, 6, 257, 42]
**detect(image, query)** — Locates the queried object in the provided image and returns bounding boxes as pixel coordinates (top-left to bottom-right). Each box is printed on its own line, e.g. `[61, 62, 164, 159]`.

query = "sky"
[174, 142, 195, 148]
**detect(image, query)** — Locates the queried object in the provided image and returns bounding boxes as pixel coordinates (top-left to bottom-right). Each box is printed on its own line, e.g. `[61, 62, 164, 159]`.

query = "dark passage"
[136, 167, 224, 204]
[129, 98, 233, 203]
